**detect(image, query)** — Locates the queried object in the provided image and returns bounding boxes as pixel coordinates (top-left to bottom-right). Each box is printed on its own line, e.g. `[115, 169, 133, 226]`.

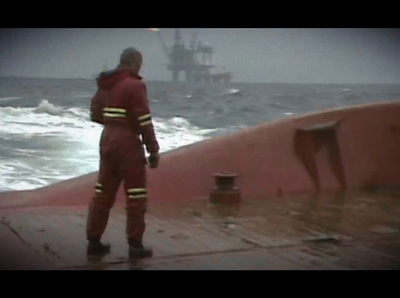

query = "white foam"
[33, 99, 64, 116]
[0, 101, 215, 191]
[71, 92, 92, 98]
[0, 96, 21, 101]
[154, 116, 217, 152]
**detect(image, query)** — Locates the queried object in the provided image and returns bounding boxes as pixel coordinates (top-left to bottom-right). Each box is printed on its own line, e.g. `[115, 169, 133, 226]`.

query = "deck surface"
[0, 189, 399, 270]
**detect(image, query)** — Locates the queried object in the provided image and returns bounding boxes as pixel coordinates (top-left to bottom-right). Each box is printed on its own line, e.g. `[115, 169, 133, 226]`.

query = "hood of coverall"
[96, 69, 142, 90]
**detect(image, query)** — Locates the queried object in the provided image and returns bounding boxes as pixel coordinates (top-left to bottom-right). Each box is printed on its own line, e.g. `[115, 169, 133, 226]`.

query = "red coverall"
[86, 68, 159, 247]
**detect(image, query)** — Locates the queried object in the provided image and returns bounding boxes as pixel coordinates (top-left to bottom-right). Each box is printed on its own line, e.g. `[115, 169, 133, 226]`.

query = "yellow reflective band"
[127, 188, 146, 194]
[95, 183, 102, 193]
[103, 107, 127, 118]
[128, 194, 147, 199]
[103, 113, 126, 118]
[140, 120, 152, 126]
[127, 188, 147, 200]
[138, 114, 151, 121]
[104, 107, 126, 114]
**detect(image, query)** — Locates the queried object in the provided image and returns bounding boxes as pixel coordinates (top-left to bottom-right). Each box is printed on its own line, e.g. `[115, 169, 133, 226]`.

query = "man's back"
[86, 48, 159, 260]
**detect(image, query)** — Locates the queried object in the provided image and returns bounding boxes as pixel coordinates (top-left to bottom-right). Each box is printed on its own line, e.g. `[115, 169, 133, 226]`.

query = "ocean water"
[0, 76, 399, 191]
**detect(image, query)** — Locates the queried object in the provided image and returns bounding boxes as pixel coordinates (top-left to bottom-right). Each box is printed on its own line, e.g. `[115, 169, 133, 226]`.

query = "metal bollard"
[210, 173, 241, 204]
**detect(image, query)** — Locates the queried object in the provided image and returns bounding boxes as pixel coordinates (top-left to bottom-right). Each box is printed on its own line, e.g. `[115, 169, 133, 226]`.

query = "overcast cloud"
[0, 28, 399, 84]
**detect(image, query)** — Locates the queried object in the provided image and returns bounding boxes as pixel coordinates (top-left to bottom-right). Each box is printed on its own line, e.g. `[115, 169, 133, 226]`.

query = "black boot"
[129, 245, 153, 259]
[87, 240, 111, 256]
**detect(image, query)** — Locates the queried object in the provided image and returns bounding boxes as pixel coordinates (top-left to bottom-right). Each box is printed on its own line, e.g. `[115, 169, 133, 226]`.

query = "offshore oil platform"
[152, 28, 232, 83]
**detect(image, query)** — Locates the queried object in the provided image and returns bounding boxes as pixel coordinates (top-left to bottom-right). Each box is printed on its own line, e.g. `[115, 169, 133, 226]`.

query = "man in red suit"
[86, 47, 160, 259]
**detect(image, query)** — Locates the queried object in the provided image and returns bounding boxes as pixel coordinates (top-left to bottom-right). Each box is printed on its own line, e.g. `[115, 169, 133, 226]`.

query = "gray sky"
[1, 28, 400, 84]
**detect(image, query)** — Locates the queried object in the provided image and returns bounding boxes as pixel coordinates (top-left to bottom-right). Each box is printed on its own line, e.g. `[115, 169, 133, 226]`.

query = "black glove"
[148, 152, 160, 169]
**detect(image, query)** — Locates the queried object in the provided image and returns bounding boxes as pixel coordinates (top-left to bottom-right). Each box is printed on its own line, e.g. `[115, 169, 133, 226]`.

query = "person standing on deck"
[86, 47, 160, 259]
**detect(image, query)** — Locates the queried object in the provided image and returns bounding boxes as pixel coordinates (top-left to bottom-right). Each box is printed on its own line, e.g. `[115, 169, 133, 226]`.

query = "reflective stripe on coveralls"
[103, 107, 127, 118]
[127, 188, 147, 199]
[95, 183, 102, 194]
[138, 114, 152, 126]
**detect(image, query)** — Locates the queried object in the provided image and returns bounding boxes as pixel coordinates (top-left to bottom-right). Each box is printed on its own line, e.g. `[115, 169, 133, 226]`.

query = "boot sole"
[129, 249, 153, 259]
[87, 245, 111, 257]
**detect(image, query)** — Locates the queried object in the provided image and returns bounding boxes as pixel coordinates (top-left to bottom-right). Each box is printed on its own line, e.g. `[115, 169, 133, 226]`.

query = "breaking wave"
[0, 100, 215, 191]
[33, 99, 64, 116]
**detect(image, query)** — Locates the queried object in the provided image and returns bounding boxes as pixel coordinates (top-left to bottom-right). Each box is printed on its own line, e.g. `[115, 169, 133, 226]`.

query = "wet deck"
[0, 189, 399, 270]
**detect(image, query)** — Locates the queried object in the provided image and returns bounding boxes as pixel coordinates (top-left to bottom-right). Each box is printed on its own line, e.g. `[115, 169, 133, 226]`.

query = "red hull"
[1, 100, 400, 209]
